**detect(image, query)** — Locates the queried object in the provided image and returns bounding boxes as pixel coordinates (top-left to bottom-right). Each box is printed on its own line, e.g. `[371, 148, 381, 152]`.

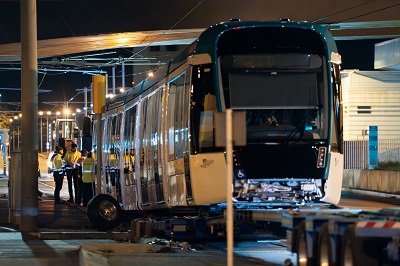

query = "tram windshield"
[220, 53, 328, 141]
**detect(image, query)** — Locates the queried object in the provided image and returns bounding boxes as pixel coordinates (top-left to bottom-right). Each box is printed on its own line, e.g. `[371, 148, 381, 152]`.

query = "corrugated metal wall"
[342, 70, 400, 141]
[374, 38, 400, 70]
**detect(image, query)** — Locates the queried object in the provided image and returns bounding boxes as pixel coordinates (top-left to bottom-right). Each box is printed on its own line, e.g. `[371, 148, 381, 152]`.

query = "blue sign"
[369, 126, 378, 169]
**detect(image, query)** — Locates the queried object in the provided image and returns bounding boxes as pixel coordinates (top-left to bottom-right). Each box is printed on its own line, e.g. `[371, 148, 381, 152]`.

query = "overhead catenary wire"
[312, 0, 375, 23]
[313, 0, 400, 24]
[335, 2, 400, 23]
[131, 0, 206, 59]
[37, 73, 46, 90]
[52, 2, 76, 37]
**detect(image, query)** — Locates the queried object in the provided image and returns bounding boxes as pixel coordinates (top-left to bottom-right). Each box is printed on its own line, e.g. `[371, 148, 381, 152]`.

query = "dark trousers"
[53, 171, 64, 201]
[82, 182, 95, 207]
[66, 168, 79, 202]
[76, 177, 84, 204]
[110, 169, 121, 201]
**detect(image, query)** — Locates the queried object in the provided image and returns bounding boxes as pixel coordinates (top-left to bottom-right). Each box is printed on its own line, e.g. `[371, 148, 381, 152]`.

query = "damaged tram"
[87, 20, 344, 230]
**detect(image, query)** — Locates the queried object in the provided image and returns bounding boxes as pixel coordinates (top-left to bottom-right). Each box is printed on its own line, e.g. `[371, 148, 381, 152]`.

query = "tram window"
[229, 72, 319, 109]
[167, 72, 190, 160]
[190, 64, 217, 152]
[139, 98, 148, 167]
[123, 106, 136, 157]
[142, 91, 161, 186]
[113, 114, 122, 157]
[104, 114, 122, 165]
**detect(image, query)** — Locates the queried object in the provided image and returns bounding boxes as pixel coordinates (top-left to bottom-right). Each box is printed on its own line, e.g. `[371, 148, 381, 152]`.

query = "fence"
[343, 139, 400, 169]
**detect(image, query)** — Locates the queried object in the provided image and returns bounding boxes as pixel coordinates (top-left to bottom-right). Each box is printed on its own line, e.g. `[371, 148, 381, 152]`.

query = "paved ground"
[1, 170, 287, 265]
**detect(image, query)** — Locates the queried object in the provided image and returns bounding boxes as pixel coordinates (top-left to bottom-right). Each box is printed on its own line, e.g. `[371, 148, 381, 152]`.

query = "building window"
[357, 106, 371, 114]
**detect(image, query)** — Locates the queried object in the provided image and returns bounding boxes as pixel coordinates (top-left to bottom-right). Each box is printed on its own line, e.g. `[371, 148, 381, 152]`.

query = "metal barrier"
[9, 149, 21, 225]
[344, 139, 400, 169]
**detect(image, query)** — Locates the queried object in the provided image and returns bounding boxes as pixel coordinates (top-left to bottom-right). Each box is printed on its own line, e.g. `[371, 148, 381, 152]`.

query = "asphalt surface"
[1, 153, 399, 265]
[1, 166, 289, 266]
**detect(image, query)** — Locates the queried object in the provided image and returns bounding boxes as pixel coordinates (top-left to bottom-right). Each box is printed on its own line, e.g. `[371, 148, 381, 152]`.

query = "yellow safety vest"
[109, 153, 119, 168]
[53, 153, 64, 171]
[82, 158, 95, 183]
[123, 154, 131, 171]
[64, 150, 81, 169]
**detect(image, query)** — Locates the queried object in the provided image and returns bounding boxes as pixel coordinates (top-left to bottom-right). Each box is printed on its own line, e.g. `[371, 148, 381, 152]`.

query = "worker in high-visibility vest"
[123, 149, 132, 174]
[107, 147, 120, 200]
[64, 143, 81, 203]
[130, 148, 135, 172]
[107, 148, 119, 182]
[52, 146, 65, 204]
[82, 151, 96, 207]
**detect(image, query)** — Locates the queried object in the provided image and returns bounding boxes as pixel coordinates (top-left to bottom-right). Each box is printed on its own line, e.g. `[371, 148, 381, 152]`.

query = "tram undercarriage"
[234, 178, 324, 205]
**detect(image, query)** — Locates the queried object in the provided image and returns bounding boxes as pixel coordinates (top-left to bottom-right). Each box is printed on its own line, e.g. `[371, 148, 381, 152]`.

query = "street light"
[39, 111, 43, 153]
[54, 111, 61, 149]
[46, 111, 51, 152]
[12, 116, 20, 149]
[64, 108, 70, 119]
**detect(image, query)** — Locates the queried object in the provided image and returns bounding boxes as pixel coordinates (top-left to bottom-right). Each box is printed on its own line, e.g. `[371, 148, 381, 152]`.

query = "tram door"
[122, 105, 138, 210]
[103, 114, 122, 202]
[141, 91, 163, 206]
[138, 98, 148, 204]
[164, 71, 191, 206]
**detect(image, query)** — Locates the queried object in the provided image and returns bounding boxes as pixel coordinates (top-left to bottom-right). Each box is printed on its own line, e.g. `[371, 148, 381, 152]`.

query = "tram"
[87, 20, 344, 230]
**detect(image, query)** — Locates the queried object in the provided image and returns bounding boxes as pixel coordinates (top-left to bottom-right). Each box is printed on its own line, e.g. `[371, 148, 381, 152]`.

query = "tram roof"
[105, 21, 340, 112]
[193, 20, 338, 56]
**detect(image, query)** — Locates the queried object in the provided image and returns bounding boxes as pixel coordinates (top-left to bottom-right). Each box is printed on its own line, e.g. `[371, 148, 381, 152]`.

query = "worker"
[75, 149, 88, 205]
[130, 148, 135, 172]
[82, 151, 96, 207]
[107, 147, 120, 200]
[52, 146, 65, 204]
[123, 149, 132, 174]
[64, 143, 81, 203]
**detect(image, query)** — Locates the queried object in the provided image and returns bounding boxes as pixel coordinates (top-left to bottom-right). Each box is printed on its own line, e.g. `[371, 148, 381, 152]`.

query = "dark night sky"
[0, 0, 397, 110]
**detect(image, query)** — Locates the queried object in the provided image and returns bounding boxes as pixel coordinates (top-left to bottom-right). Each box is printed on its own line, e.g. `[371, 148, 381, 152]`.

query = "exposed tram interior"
[218, 53, 331, 204]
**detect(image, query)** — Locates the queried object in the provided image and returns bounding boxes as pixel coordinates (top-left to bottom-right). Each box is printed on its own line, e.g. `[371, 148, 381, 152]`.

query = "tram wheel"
[87, 194, 123, 231]
[317, 222, 334, 266]
[341, 224, 379, 266]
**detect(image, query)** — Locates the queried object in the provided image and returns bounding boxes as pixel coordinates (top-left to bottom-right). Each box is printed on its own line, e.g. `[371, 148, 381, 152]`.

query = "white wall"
[342, 70, 400, 141]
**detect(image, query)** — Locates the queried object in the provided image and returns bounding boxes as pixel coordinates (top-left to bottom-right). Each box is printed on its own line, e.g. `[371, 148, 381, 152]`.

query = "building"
[342, 70, 400, 141]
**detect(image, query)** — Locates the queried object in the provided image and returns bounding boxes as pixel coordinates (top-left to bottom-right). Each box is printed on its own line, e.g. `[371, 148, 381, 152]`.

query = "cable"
[110, 68, 158, 78]
[52, 3, 76, 37]
[312, 0, 375, 23]
[37, 73, 47, 90]
[336, 2, 400, 23]
[131, 0, 205, 59]
[0, 24, 9, 43]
